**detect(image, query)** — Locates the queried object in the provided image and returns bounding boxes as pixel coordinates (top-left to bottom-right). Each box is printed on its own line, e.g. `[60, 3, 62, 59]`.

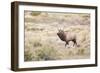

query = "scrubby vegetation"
[24, 11, 90, 61]
[25, 44, 62, 61]
[31, 11, 41, 16]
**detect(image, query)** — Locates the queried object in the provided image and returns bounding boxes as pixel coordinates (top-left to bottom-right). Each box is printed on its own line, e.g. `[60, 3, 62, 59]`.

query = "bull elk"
[57, 29, 78, 47]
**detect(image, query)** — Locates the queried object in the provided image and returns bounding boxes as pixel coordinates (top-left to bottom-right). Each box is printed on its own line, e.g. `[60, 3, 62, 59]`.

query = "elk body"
[57, 29, 78, 47]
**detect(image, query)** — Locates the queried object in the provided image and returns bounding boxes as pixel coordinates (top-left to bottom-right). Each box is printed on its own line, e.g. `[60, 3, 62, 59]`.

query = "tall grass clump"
[24, 50, 33, 61]
[33, 41, 42, 47]
[24, 45, 61, 61]
[32, 45, 61, 61]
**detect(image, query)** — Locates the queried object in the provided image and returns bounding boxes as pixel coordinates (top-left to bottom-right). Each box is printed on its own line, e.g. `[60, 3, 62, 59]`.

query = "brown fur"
[57, 29, 77, 47]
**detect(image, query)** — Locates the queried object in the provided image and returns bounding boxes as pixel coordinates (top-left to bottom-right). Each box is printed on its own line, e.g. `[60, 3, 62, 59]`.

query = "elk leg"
[73, 39, 77, 46]
[65, 42, 68, 47]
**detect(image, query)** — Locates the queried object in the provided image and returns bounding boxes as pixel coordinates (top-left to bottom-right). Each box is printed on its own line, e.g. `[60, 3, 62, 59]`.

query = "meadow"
[24, 11, 90, 61]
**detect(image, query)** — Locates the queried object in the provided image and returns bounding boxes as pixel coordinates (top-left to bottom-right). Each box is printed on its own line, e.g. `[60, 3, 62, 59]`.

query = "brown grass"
[24, 11, 90, 61]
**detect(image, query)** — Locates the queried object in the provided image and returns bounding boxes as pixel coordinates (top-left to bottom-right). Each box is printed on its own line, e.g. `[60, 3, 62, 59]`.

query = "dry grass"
[24, 11, 90, 61]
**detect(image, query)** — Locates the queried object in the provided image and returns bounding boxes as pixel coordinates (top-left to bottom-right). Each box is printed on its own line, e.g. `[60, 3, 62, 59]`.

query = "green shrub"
[32, 45, 60, 61]
[24, 50, 33, 61]
[24, 45, 61, 61]
[31, 12, 41, 16]
[33, 41, 42, 47]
